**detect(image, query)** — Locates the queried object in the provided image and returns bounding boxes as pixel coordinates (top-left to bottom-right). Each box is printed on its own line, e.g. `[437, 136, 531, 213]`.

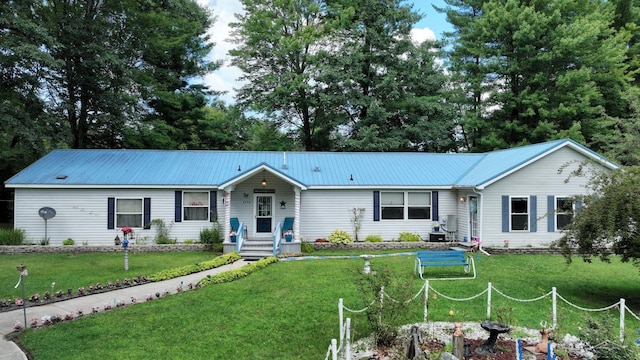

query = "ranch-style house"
[4, 139, 617, 258]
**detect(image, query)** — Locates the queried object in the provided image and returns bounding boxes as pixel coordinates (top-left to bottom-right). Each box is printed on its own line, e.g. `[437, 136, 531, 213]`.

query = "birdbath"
[360, 255, 373, 274]
[475, 320, 510, 355]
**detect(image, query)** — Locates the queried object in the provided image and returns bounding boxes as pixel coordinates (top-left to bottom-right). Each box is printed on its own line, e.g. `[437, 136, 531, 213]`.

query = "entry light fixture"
[459, 196, 466, 203]
[261, 171, 267, 188]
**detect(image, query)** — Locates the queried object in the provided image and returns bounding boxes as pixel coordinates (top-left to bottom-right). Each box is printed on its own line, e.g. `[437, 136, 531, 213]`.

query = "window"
[408, 192, 431, 219]
[510, 197, 528, 231]
[381, 191, 431, 220]
[381, 192, 404, 219]
[116, 198, 142, 228]
[556, 197, 574, 230]
[183, 191, 209, 221]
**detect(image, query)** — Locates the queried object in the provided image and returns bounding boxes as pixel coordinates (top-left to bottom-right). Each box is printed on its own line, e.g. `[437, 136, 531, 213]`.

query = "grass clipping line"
[147, 252, 242, 281]
[198, 256, 278, 286]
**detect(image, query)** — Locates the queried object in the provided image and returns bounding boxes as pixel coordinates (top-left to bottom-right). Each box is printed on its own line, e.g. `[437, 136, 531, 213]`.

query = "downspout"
[472, 187, 491, 256]
[294, 187, 301, 242]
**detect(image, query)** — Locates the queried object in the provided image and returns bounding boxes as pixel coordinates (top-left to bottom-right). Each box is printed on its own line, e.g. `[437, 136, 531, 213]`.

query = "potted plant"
[433, 221, 441, 232]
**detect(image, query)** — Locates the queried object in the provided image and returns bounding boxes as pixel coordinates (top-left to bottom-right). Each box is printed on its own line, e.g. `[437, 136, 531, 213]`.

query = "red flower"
[121, 227, 133, 234]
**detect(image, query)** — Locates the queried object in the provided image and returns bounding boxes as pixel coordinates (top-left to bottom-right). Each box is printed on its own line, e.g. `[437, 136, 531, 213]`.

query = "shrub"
[199, 226, 221, 244]
[364, 234, 383, 243]
[150, 219, 175, 244]
[183, 239, 195, 244]
[328, 229, 353, 244]
[62, 238, 75, 246]
[398, 232, 422, 242]
[198, 256, 278, 286]
[0, 228, 24, 245]
[148, 252, 241, 282]
[579, 316, 639, 360]
[355, 266, 415, 347]
[301, 241, 315, 253]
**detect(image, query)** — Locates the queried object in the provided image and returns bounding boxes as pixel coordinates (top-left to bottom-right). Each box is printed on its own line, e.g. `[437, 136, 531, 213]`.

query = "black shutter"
[210, 191, 217, 222]
[107, 197, 115, 229]
[175, 191, 182, 222]
[144, 198, 151, 228]
[432, 191, 439, 221]
[373, 191, 380, 221]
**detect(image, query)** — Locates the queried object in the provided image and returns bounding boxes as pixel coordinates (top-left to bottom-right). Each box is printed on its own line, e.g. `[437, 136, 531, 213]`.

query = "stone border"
[311, 241, 563, 254]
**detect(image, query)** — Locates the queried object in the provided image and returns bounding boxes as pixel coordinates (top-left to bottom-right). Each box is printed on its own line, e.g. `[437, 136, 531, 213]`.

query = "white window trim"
[380, 191, 432, 220]
[510, 195, 529, 231]
[115, 197, 143, 228]
[555, 196, 574, 231]
[183, 191, 210, 221]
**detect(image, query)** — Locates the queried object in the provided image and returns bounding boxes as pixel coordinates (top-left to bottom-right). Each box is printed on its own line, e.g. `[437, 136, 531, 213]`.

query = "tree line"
[2, 0, 639, 180]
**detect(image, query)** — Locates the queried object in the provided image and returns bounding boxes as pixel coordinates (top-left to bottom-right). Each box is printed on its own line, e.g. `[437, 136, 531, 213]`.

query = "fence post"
[552, 287, 557, 329]
[331, 339, 337, 360]
[345, 318, 351, 360]
[379, 286, 384, 325]
[487, 282, 492, 320]
[620, 298, 625, 343]
[424, 280, 429, 322]
[338, 298, 343, 347]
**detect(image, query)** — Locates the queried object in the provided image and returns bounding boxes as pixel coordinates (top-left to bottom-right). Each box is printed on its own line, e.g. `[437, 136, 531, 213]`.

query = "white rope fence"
[324, 280, 640, 359]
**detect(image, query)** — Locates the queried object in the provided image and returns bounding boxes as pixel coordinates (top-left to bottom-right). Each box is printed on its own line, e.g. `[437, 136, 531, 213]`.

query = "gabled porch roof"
[218, 163, 307, 190]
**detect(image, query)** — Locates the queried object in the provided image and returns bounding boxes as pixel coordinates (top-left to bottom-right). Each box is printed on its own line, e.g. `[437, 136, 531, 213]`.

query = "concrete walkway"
[0, 259, 249, 360]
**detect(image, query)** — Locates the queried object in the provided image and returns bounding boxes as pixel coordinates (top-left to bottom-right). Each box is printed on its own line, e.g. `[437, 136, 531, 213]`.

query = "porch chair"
[230, 217, 240, 242]
[282, 217, 294, 242]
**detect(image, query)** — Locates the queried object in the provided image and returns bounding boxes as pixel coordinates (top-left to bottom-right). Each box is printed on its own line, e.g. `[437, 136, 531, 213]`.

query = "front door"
[255, 195, 273, 234]
[469, 196, 478, 240]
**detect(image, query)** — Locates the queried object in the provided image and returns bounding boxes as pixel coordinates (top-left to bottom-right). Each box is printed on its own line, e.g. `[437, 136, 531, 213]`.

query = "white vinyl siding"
[480, 147, 609, 247]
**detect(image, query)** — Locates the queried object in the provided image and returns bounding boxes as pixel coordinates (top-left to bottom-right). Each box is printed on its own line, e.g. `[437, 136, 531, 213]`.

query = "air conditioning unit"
[442, 215, 457, 232]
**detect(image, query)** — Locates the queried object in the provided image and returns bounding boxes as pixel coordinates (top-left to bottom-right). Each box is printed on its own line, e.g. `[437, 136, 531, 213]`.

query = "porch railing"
[273, 221, 282, 257]
[235, 221, 246, 252]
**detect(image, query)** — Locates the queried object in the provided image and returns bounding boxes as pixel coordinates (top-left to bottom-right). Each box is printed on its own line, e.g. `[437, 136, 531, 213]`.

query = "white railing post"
[424, 280, 429, 322]
[331, 339, 337, 360]
[345, 318, 351, 360]
[338, 298, 344, 347]
[487, 282, 492, 320]
[379, 286, 384, 325]
[552, 287, 557, 329]
[620, 298, 625, 343]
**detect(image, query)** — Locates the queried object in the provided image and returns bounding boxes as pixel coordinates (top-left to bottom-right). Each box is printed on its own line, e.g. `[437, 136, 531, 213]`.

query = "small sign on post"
[38, 207, 56, 244]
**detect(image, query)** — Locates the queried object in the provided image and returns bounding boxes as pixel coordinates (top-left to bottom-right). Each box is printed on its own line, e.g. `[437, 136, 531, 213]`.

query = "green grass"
[0, 252, 219, 299]
[14, 252, 640, 359]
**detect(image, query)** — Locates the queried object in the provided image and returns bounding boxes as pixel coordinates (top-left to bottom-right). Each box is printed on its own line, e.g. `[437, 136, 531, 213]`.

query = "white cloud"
[410, 27, 436, 44]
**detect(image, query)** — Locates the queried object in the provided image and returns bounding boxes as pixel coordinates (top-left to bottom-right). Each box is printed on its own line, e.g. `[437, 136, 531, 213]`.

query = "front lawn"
[14, 252, 640, 359]
[0, 252, 218, 300]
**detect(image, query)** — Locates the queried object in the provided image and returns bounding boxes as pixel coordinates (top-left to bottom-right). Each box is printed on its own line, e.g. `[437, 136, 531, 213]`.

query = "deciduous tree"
[557, 166, 640, 270]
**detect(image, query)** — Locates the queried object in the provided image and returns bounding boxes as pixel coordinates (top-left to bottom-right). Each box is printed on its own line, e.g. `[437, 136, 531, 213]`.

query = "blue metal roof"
[4, 139, 616, 188]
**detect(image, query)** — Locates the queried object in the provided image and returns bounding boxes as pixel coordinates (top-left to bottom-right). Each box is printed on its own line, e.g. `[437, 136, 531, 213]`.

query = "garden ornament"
[535, 322, 552, 354]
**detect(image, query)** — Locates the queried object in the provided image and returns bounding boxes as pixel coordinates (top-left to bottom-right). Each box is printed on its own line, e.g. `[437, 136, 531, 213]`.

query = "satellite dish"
[38, 207, 56, 220]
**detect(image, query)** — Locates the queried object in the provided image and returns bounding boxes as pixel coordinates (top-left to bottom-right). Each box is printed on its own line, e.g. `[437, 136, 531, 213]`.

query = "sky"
[196, 0, 452, 104]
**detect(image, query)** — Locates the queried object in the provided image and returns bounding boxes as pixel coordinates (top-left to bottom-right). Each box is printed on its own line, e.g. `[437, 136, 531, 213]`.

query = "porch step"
[239, 239, 274, 260]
